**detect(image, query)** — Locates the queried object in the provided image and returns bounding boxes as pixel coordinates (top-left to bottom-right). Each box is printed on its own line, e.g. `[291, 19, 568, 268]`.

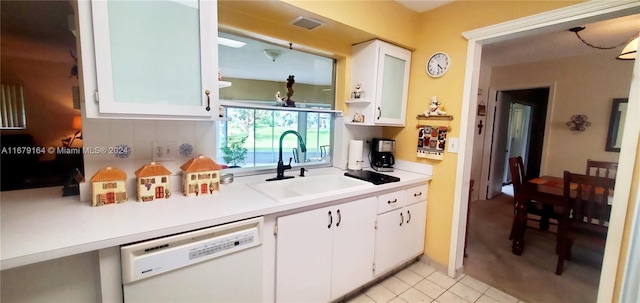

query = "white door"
[330, 197, 377, 300]
[402, 201, 427, 261]
[487, 91, 513, 198]
[276, 206, 333, 303]
[374, 209, 404, 275]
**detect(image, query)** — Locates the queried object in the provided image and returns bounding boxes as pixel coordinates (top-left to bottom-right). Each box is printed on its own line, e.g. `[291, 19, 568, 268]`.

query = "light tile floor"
[346, 261, 526, 303]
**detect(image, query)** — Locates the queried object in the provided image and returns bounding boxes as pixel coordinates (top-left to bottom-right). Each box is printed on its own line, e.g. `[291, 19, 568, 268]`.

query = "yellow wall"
[385, 0, 581, 265]
[220, 78, 333, 105]
[219, 0, 583, 266]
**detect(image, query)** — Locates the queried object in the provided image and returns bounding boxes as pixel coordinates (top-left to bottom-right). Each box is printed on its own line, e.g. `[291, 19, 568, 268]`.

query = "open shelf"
[344, 99, 371, 104]
[416, 114, 453, 120]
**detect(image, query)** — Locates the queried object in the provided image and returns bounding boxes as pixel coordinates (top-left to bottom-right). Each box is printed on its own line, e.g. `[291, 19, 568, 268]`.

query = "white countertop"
[0, 167, 430, 270]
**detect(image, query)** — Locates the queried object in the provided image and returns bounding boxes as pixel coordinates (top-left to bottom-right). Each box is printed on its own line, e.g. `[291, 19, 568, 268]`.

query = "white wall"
[487, 49, 632, 178]
[469, 62, 493, 201]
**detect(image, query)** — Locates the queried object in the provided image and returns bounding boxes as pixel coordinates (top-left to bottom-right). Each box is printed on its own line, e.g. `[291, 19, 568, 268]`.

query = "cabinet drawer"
[377, 190, 405, 214]
[406, 185, 427, 205]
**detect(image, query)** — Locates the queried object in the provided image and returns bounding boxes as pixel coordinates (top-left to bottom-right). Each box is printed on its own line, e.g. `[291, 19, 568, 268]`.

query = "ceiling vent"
[291, 16, 324, 30]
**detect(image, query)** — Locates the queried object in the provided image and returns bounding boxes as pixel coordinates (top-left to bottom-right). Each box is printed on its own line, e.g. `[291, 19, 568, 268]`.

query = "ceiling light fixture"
[264, 49, 283, 62]
[218, 37, 246, 48]
[617, 33, 638, 60]
[569, 26, 629, 50]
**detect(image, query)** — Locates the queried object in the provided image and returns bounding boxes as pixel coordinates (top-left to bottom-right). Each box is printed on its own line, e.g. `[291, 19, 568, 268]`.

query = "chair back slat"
[509, 156, 526, 193]
[563, 171, 615, 231]
[586, 159, 618, 179]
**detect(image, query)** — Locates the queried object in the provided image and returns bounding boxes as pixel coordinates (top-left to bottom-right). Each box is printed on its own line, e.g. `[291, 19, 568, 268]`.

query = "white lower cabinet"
[374, 187, 427, 276]
[275, 197, 377, 302]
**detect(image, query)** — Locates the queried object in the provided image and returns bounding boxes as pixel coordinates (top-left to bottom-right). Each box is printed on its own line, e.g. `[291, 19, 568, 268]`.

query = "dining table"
[511, 175, 614, 255]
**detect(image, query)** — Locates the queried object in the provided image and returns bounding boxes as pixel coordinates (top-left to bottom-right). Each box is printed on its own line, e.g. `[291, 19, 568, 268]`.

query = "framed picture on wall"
[477, 100, 486, 116]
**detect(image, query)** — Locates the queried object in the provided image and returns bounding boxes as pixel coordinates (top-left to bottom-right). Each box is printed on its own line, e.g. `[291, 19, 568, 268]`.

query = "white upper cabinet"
[81, 0, 218, 119]
[346, 40, 411, 126]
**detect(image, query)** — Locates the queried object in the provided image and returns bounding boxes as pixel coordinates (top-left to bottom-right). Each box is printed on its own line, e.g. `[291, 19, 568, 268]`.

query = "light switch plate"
[448, 138, 459, 153]
[152, 141, 176, 161]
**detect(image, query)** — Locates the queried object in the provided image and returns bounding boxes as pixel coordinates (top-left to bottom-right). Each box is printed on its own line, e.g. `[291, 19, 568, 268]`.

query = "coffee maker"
[371, 138, 395, 171]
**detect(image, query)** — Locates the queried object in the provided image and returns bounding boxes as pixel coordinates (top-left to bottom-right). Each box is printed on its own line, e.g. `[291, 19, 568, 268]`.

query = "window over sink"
[216, 31, 337, 171]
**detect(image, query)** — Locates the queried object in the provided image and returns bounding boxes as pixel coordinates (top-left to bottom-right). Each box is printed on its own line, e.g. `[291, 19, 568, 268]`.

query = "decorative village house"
[90, 166, 127, 206]
[180, 155, 222, 197]
[134, 162, 172, 202]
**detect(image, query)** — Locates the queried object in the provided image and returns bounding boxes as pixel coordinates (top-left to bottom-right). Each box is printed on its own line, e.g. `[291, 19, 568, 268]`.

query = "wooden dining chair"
[555, 171, 615, 275]
[508, 156, 558, 239]
[586, 159, 618, 179]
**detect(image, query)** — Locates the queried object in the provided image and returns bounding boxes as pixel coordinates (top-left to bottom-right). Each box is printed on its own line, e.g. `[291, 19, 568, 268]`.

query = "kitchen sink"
[247, 174, 371, 201]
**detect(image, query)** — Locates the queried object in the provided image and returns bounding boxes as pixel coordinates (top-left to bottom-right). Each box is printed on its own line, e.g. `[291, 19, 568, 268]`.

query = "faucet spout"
[279, 130, 306, 161]
[267, 130, 306, 181]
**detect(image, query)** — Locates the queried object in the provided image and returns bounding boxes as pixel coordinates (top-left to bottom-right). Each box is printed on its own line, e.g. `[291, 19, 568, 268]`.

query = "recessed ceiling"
[394, 0, 455, 13]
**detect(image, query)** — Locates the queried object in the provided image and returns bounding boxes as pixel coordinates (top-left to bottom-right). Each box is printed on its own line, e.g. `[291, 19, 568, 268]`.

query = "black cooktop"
[344, 170, 400, 185]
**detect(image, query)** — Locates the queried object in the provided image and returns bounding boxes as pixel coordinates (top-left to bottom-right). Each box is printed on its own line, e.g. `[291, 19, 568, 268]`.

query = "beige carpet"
[463, 190, 603, 303]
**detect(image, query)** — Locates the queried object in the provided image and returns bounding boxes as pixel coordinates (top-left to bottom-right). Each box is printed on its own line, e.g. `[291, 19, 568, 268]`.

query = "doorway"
[485, 87, 549, 199]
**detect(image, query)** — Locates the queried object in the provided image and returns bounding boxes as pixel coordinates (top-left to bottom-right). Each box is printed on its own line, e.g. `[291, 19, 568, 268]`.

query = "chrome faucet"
[266, 130, 306, 181]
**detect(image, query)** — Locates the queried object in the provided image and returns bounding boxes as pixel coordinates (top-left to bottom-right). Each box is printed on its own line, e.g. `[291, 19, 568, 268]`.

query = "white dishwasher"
[121, 217, 263, 302]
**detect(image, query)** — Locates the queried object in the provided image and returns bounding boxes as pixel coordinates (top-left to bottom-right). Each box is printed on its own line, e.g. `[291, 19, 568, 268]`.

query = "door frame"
[479, 85, 554, 199]
[450, 2, 640, 302]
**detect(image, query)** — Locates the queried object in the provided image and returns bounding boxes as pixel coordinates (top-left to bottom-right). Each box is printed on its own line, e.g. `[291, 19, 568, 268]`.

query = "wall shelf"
[416, 114, 453, 120]
[344, 99, 371, 104]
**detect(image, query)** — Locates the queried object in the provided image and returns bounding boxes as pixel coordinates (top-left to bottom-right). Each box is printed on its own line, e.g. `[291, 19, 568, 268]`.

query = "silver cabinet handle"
[388, 198, 398, 204]
[413, 192, 422, 197]
[328, 211, 332, 229]
[336, 209, 342, 227]
[400, 212, 404, 226]
[407, 210, 412, 223]
[205, 89, 211, 111]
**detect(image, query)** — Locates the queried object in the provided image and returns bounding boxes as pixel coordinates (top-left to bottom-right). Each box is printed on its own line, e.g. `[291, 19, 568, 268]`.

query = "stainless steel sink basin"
[247, 174, 371, 201]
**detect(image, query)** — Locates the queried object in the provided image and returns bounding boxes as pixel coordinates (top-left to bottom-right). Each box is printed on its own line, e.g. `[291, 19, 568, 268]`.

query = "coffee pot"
[371, 138, 395, 172]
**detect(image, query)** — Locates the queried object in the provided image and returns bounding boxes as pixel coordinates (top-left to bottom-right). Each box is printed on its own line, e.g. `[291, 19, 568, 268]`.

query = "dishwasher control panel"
[188, 231, 255, 260]
[121, 217, 263, 283]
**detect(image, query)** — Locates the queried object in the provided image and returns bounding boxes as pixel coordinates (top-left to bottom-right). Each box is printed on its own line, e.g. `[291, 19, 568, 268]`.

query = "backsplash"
[80, 118, 216, 202]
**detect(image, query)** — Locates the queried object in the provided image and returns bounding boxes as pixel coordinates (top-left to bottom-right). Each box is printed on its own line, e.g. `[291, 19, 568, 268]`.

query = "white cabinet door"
[375, 43, 411, 125]
[402, 201, 427, 261]
[276, 205, 333, 303]
[90, 0, 218, 118]
[331, 197, 377, 300]
[374, 208, 404, 275]
[347, 40, 411, 127]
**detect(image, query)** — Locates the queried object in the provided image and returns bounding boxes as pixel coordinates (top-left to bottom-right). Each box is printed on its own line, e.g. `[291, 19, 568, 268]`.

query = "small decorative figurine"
[275, 91, 285, 106]
[90, 166, 127, 206]
[352, 112, 365, 123]
[424, 96, 447, 116]
[180, 154, 222, 197]
[135, 162, 172, 202]
[284, 75, 296, 107]
[351, 83, 364, 99]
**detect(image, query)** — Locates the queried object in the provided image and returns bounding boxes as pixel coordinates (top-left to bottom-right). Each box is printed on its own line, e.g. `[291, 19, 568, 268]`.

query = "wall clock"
[426, 52, 450, 78]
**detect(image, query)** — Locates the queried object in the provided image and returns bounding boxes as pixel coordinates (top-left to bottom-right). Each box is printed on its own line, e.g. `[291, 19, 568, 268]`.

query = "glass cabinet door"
[375, 45, 410, 125]
[91, 0, 217, 117]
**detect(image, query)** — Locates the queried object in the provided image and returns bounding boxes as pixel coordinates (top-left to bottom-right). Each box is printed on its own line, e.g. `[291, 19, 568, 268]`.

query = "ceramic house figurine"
[90, 166, 127, 206]
[180, 154, 222, 197]
[135, 162, 172, 202]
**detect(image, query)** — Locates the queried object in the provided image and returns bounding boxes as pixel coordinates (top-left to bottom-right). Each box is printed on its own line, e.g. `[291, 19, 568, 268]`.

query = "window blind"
[1, 84, 26, 129]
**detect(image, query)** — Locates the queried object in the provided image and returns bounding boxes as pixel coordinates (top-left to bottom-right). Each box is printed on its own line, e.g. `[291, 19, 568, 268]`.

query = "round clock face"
[426, 52, 450, 78]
